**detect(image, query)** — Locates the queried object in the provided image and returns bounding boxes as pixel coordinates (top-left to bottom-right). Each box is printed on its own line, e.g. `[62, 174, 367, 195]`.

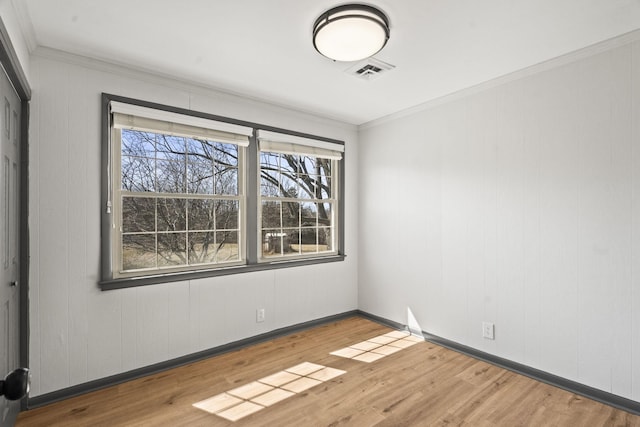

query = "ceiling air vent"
[346, 58, 395, 81]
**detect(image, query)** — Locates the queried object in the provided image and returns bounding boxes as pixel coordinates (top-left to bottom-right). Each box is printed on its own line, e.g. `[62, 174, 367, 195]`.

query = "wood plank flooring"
[16, 316, 640, 426]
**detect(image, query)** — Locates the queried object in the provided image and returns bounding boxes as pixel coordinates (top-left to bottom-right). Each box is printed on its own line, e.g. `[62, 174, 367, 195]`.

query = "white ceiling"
[15, 0, 640, 125]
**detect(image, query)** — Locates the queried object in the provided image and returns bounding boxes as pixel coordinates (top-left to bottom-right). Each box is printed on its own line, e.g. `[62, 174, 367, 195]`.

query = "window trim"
[100, 93, 345, 290]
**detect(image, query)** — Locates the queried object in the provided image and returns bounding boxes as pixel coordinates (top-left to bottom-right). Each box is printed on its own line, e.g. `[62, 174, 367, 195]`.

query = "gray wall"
[27, 49, 359, 397]
[358, 33, 640, 402]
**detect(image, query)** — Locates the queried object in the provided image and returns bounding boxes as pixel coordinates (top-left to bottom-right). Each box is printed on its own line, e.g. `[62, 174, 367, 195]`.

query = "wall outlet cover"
[482, 322, 495, 340]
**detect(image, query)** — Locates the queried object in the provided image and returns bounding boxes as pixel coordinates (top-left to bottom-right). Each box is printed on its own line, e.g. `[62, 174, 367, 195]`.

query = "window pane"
[157, 198, 187, 231]
[122, 130, 155, 158]
[260, 171, 280, 197]
[122, 197, 155, 233]
[298, 156, 315, 174]
[121, 156, 155, 192]
[215, 231, 239, 262]
[213, 142, 238, 167]
[188, 199, 215, 231]
[319, 202, 332, 226]
[288, 229, 302, 255]
[319, 227, 333, 252]
[187, 138, 213, 163]
[155, 135, 186, 160]
[187, 162, 214, 194]
[318, 157, 331, 175]
[282, 202, 299, 227]
[157, 159, 186, 193]
[262, 201, 281, 229]
[297, 175, 318, 199]
[280, 174, 298, 198]
[260, 151, 279, 195]
[319, 175, 331, 198]
[279, 154, 299, 176]
[319, 159, 332, 198]
[262, 230, 292, 257]
[157, 232, 187, 266]
[188, 231, 216, 265]
[122, 234, 156, 270]
[214, 143, 239, 196]
[260, 151, 279, 170]
[215, 200, 239, 230]
[216, 166, 237, 195]
[282, 228, 300, 254]
[300, 202, 317, 227]
[300, 228, 318, 254]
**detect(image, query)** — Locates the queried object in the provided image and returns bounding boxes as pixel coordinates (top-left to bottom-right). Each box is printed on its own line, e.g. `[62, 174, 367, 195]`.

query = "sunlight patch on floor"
[193, 329, 422, 421]
[193, 362, 346, 421]
[330, 331, 423, 363]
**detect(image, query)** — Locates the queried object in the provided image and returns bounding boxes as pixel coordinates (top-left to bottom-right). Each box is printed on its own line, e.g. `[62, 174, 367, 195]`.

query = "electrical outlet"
[256, 308, 265, 323]
[482, 322, 495, 340]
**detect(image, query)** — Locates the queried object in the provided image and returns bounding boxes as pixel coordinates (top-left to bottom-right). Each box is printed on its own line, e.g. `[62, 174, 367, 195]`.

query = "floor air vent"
[346, 58, 395, 81]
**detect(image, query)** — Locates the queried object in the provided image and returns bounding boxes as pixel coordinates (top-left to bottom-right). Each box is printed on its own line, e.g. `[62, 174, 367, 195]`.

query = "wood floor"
[16, 316, 640, 426]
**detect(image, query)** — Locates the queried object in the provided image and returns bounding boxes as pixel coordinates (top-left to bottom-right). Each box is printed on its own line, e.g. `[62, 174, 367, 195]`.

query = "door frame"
[0, 18, 31, 411]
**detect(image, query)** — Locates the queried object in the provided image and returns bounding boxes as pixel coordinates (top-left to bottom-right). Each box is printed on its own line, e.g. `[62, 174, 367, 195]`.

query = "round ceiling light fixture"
[313, 4, 390, 62]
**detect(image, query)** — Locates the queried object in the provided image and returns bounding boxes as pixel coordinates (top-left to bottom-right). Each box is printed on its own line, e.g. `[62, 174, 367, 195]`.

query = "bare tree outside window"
[104, 97, 344, 287]
[120, 130, 241, 271]
[119, 129, 337, 271]
[260, 151, 334, 258]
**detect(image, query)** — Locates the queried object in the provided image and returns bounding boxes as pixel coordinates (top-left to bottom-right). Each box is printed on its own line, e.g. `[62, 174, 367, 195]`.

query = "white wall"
[23, 14, 640, 405]
[358, 33, 640, 402]
[28, 48, 358, 397]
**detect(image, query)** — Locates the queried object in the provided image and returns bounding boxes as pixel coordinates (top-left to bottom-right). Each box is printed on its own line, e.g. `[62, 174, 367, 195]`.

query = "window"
[108, 100, 251, 279]
[258, 132, 341, 259]
[101, 94, 345, 288]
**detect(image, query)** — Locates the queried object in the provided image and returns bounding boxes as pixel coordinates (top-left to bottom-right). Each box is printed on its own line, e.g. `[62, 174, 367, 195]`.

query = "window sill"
[99, 254, 346, 291]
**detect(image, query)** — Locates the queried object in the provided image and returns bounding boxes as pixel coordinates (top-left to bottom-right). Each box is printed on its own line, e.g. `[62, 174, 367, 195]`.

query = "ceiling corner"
[10, 0, 38, 53]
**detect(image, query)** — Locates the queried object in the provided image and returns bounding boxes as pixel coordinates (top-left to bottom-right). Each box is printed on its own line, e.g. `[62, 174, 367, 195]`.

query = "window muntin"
[113, 127, 245, 277]
[259, 151, 337, 259]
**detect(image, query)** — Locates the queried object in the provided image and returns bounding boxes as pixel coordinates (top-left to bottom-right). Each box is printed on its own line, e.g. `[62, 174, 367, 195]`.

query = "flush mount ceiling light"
[313, 4, 390, 62]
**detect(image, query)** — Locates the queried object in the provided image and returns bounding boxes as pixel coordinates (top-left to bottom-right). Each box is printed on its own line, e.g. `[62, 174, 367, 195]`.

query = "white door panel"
[0, 62, 22, 426]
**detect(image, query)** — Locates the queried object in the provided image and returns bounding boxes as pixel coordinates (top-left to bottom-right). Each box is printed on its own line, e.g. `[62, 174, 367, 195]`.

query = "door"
[0, 63, 21, 425]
